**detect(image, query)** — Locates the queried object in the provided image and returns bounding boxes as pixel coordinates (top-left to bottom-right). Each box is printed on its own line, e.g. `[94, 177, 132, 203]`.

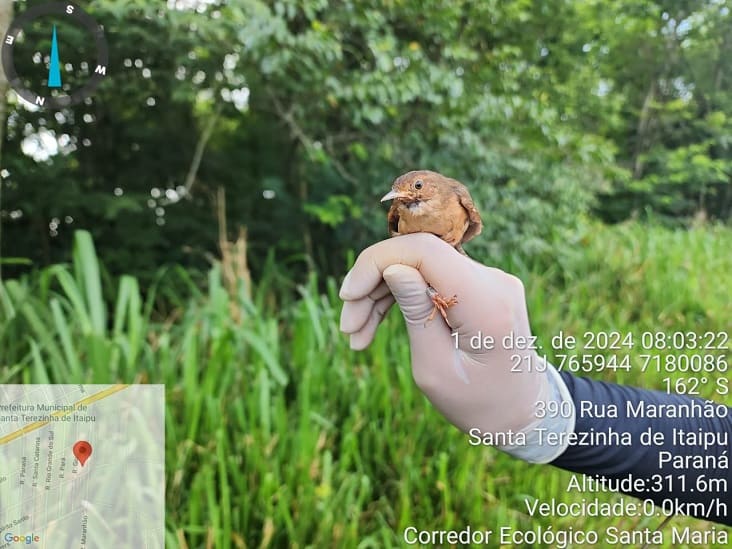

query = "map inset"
[0, 385, 164, 548]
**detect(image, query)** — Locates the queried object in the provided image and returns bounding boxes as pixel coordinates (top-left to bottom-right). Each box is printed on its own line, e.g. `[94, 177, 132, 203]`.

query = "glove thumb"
[382, 264, 438, 326]
[382, 264, 467, 384]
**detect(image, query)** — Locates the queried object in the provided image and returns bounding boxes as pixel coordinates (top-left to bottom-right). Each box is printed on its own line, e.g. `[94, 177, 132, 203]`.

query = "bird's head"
[380, 170, 442, 204]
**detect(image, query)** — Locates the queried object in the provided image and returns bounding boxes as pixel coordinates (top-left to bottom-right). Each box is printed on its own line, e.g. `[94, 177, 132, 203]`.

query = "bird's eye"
[414, 180, 423, 190]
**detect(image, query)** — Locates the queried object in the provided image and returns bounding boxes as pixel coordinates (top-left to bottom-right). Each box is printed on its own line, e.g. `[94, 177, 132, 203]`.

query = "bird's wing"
[455, 185, 483, 243]
[387, 203, 401, 236]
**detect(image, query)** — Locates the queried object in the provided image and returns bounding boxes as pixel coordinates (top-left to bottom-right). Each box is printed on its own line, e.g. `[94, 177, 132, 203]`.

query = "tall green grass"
[0, 224, 729, 548]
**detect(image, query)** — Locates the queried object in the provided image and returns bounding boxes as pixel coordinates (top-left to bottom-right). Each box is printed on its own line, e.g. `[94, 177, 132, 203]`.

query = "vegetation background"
[0, 0, 729, 547]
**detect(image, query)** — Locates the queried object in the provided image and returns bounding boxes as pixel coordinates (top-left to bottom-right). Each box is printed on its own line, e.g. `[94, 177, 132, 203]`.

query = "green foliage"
[8, 0, 729, 282]
[0, 0, 729, 298]
[303, 194, 362, 227]
[1, 227, 729, 546]
[589, 0, 732, 221]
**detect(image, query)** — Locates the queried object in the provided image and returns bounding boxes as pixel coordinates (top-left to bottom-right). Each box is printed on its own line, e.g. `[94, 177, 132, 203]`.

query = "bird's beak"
[380, 189, 405, 202]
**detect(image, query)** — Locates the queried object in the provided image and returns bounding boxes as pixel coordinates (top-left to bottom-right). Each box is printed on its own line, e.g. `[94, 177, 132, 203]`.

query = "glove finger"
[368, 280, 392, 301]
[340, 281, 391, 333]
[348, 294, 395, 350]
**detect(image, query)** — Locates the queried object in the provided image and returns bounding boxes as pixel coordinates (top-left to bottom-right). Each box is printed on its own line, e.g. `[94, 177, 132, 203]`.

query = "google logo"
[3, 533, 40, 544]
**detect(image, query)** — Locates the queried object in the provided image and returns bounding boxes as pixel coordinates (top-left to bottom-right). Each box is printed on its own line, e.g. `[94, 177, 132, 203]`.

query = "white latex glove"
[339, 233, 574, 463]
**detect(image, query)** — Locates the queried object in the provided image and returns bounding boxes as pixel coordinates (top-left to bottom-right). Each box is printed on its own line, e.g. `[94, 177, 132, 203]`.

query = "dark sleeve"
[550, 372, 731, 526]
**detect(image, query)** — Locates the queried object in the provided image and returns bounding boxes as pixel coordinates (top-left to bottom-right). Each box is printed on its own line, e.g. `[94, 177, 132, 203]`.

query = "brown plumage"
[381, 170, 483, 322]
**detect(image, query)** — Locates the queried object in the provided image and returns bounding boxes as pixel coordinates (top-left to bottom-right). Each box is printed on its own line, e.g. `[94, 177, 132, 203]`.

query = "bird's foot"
[425, 285, 458, 324]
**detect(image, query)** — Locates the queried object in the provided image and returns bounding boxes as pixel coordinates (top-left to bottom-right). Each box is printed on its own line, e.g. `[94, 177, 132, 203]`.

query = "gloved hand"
[339, 233, 574, 463]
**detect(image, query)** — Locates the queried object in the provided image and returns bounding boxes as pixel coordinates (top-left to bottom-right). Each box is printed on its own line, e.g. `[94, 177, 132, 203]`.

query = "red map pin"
[73, 441, 93, 466]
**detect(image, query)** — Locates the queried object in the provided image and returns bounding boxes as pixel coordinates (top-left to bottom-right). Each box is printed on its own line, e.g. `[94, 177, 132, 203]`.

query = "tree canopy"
[1, 0, 730, 281]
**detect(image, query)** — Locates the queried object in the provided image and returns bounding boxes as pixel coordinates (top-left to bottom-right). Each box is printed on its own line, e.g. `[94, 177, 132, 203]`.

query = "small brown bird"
[381, 170, 483, 323]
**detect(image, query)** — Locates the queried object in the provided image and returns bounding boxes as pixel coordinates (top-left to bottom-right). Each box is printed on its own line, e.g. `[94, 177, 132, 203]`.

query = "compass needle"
[48, 24, 62, 88]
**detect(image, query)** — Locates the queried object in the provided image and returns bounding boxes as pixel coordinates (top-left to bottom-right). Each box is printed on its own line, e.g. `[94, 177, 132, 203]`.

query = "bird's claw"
[425, 285, 458, 324]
